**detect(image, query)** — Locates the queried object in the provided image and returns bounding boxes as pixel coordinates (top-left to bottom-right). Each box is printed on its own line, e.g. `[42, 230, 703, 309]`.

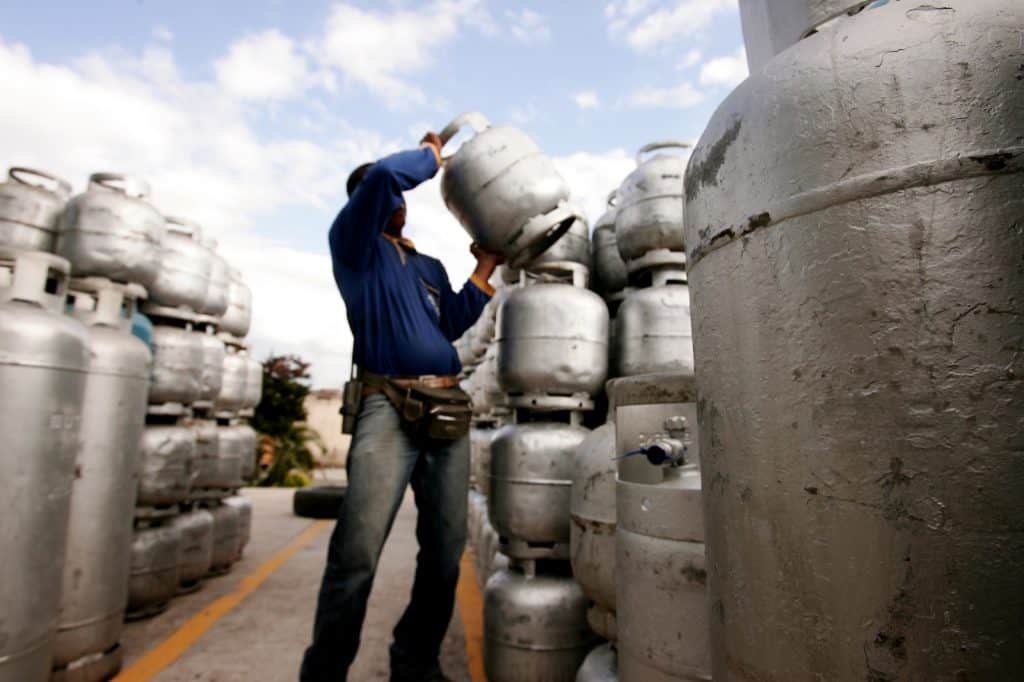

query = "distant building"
[304, 389, 350, 467]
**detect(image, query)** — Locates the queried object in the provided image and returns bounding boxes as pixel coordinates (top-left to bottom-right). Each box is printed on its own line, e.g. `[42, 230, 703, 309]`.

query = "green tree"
[252, 354, 318, 487]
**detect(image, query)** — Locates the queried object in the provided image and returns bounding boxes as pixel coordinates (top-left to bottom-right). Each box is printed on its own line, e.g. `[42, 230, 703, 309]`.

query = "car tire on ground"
[293, 485, 347, 519]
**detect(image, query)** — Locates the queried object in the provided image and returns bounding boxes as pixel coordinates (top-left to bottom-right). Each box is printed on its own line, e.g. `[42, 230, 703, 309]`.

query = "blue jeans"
[300, 394, 469, 681]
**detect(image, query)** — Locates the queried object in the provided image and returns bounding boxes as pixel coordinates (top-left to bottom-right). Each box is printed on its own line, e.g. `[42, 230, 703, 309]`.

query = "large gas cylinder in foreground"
[55, 278, 151, 672]
[739, 0, 870, 72]
[56, 173, 165, 287]
[684, 1, 1024, 679]
[0, 166, 71, 252]
[0, 250, 88, 682]
[489, 422, 589, 559]
[609, 373, 707, 682]
[497, 283, 608, 398]
[570, 421, 618, 641]
[614, 142, 689, 268]
[440, 111, 579, 268]
[484, 561, 597, 682]
[615, 268, 693, 377]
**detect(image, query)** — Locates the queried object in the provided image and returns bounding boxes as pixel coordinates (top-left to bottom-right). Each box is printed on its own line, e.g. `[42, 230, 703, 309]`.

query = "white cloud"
[506, 8, 552, 44]
[215, 30, 312, 100]
[680, 47, 702, 68]
[572, 91, 600, 110]
[625, 80, 705, 109]
[699, 46, 748, 87]
[552, 150, 636, 227]
[607, 0, 737, 52]
[317, 1, 482, 109]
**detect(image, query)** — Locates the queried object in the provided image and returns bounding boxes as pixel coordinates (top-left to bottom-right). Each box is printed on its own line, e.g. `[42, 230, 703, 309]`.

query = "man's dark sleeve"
[327, 146, 441, 270]
[436, 264, 494, 342]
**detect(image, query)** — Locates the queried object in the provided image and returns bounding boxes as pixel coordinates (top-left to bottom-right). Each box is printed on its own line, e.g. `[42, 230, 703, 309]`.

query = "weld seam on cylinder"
[0, 630, 52, 666]
[688, 144, 1024, 267]
[489, 476, 571, 486]
[483, 637, 588, 653]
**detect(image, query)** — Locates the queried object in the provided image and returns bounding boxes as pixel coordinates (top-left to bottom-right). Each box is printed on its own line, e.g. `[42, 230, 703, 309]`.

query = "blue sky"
[0, 0, 746, 385]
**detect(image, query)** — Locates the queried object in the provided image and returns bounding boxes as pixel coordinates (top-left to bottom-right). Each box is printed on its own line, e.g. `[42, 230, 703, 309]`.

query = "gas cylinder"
[505, 215, 591, 280]
[440, 111, 580, 268]
[200, 243, 230, 317]
[615, 268, 693, 377]
[685, 1, 1024, 678]
[591, 192, 627, 296]
[216, 339, 249, 414]
[223, 495, 253, 558]
[171, 509, 214, 591]
[0, 249, 88, 682]
[126, 523, 181, 619]
[137, 421, 195, 508]
[242, 353, 263, 410]
[56, 172, 165, 287]
[148, 216, 212, 311]
[484, 561, 597, 682]
[614, 142, 690, 270]
[54, 278, 151, 672]
[220, 268, 252, 338]
[146, 307, 204, 406]
[570, 421, 618, 641]
[0, 167, 71, 252]
[609, 373, 708, 682]
[195, 321, 225, 405]
[208, 503, 242, 574]
[489, 422, 589, 559]
[497, 283, 608, 398]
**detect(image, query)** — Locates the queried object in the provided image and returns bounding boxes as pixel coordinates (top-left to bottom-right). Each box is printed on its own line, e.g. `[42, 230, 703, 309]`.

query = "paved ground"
[119, 482, 472, 681]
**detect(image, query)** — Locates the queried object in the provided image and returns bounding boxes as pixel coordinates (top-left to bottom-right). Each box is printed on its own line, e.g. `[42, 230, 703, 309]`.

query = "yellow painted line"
[457, 550, 488, 682]
[115, 520, 331, 681]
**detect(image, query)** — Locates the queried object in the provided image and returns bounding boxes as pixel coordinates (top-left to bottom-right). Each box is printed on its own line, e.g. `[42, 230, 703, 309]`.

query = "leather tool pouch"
[384, 382, 472, 441]
[340, 379, 363, 435]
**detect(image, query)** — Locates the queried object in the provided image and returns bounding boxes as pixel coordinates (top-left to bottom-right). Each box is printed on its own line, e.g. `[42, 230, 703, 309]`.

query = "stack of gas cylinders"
[0, 168, 258, 682]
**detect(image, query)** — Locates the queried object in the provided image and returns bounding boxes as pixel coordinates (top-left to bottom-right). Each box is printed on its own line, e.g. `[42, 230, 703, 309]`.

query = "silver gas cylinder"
[223, 495, 253, 558]
[497, 282, 608, 400]
[484, 561, 597, 682]
[577, 643, 618, 682]
[208, 503, 242, 574]
[137, 420, 195, 509]
[219, 267, 252, 338]
[615, 268, 693, 377]
[466, 343, 505, 418]
[0, 250, 88, 682]
[216, 337, 249, 414]
[591, 192, 627, 296]
[685, 1, 1024, 679]
[0, 167, 71, 252]
[614, 142, 690, 272]
[195, 320, 225, 406]
[54, 278, 151, 673]
[200, 242, 230, 317]
[570, 421, 618, 641]
[187, 418, 223, 495]
[489, 421, 589, 559]
[210, 423, 247, 492]
[126, 523, 181, 619]
[148, 216, 213, 312]
[739, 0, 870, 71]
[241, 352, 263, 410]
[56, 173, 165, 287]
[145, 305, 204, 406]
[440, 111, 580, 268]
[171, 509, 214, 591]
[504, 214, 591, 280]
[232, 421, 258, 481]
[609, 373, 707, 682]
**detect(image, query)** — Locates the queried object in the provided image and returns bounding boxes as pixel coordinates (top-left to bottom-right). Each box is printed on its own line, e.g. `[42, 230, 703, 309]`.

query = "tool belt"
[344, 368, 471, 441]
